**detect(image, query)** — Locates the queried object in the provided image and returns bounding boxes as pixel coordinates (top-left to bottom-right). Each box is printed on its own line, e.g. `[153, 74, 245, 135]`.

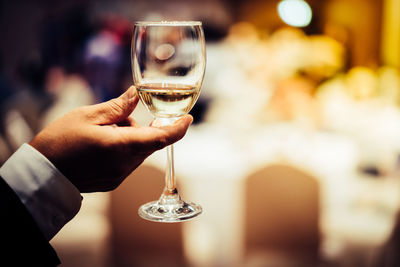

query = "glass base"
[138, 193, 202, 223]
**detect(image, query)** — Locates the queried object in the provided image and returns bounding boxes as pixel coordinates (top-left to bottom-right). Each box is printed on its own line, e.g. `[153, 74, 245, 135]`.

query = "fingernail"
[124, 86, 137, 100]
[187, 115, 194, 125]
[177, 115, 193, 125]
[151, 119, 163, 127]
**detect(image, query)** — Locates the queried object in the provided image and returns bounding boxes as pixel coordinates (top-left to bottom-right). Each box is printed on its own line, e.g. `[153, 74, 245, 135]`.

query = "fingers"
[85, 86, 139, 125]
[158, 115, 193, 146]
[121, 115, 193, 151]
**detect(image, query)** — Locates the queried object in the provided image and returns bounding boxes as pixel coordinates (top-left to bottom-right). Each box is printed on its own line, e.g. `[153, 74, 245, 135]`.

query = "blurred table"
[145, 122, 400, 266]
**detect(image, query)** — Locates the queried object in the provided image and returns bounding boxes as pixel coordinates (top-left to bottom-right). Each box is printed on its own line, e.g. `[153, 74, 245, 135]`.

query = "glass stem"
[157, 118, 181, 205]
[165, 144, 176, 193]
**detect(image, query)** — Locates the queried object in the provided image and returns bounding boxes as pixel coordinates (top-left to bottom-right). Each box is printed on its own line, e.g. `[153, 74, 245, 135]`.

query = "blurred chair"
[50, 192, 110, 267]
[109, 164, 186, 267]
[370, 211, 400, 267]
[244, 164, 320, 267]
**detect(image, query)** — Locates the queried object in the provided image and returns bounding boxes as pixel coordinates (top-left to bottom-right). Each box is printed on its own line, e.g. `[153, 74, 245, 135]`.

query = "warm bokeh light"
[277, 0, 313, 27]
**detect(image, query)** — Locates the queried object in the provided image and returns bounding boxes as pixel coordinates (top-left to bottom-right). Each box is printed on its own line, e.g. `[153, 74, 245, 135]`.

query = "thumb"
[87, 86, 139, 125]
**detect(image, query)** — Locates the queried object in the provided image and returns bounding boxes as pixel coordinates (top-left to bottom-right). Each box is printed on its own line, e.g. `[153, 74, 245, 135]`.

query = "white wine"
[137, 83, 200, 118]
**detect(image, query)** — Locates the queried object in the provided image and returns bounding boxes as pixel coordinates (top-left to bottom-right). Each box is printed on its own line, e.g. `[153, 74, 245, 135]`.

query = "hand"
[29, 86, 193, 192]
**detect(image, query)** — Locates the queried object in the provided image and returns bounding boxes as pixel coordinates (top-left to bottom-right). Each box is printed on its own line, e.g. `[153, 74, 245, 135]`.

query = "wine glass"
[131, 21, 206, 222]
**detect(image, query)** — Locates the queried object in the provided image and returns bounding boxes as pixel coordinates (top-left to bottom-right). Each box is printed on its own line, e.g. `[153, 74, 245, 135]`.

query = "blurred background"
[1, 0, 400, 266]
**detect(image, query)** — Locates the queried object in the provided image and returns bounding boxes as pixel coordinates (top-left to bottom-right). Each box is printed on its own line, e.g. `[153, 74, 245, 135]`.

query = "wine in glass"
[131, 21, 206, 222]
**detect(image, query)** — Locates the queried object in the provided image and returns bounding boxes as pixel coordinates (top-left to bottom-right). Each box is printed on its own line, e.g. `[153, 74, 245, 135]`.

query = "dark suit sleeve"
[0, 175, 61, 266]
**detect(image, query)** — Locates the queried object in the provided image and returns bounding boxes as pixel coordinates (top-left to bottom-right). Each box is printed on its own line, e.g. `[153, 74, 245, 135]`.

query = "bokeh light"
[278, 0, 313, 27]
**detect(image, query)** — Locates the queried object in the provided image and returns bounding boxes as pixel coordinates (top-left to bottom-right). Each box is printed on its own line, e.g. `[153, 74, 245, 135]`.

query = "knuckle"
[73, 106, 95, 122]
[107, 99, 125, 115]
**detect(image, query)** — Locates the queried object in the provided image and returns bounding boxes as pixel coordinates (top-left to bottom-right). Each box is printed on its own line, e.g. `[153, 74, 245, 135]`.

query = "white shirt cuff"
[0, 143, 82, 240]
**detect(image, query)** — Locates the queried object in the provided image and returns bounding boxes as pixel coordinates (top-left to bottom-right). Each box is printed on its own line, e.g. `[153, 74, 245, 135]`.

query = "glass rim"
[134, 21, 202, 26]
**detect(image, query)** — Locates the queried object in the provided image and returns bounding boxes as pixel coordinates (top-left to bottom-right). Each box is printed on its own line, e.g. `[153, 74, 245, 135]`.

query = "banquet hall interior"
[1, 0, 400, 266]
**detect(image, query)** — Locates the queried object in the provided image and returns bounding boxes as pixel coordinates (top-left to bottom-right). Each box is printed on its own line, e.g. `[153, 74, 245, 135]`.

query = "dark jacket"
[0, 176, 60, 266]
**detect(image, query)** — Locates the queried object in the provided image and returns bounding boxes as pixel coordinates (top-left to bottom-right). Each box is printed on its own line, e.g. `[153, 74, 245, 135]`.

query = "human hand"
[29, 86, 193, 192]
